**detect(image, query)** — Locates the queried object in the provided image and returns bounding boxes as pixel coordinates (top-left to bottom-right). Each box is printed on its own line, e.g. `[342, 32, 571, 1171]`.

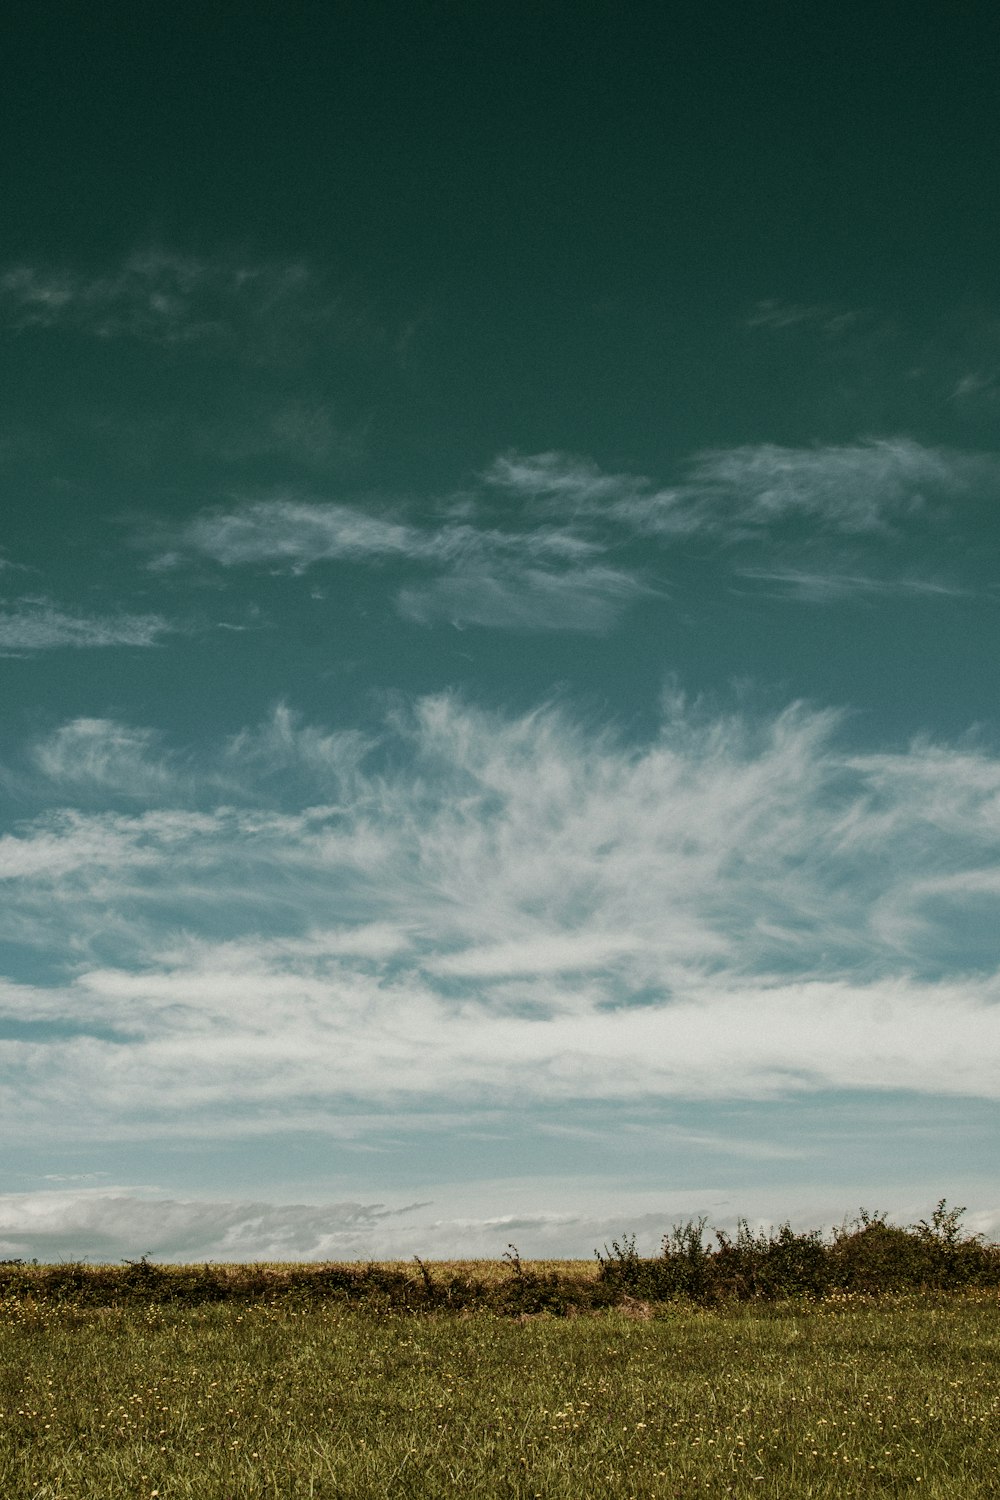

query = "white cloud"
[0, 1187, 422, 1262]
[3, 695, 1000, 1146]
[175, 497, 598, 572]
[427, 931, 635, 977]
[33, 720, 180, 797]
[396, 564, 649, 632]
[483, 450, 649, 509]
[8, 965, 993, 1134]
[681, 439, 960, 534]
[184, 498, 424, 569]
[487, 440, 992, 539]
[166, 492, 633, 632]
[735, 569, 969, 603]
[152, 439, 998, 631]
[746, 299, 862, 334]
[840, 742, 1000, 846]
[0, 602, 171, 652]
[0, 813, 162, 882]
[224, 703, 373, 786]
[29, 707, 369, 805]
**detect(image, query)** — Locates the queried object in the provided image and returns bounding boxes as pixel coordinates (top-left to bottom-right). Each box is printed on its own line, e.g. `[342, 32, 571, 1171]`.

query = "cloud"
[679, 440, 962, 534]
[0, 250, 281, 343]
[224, 703, 373, 787]
[21, 951, 992, 1128]
[4, 1180, 999, 1262]
[0, 1187, 425, 1262]
[172, 496, 597, 572]
[0, 1185, 744, 1261]
[427, 932, 635, 977]
[734, 569, 970, 603]
[483, 451, 647, 510]
[150, 437, 998, 633]
[181, 497, 424, 569]
[488, 439, 1000, 541]
[951, 370, 1000, 404]
[0, 808, 225, 884]
[0, 816, 158, 883]
[746, 299, 863, 335]
[397, 564, 649, 632]
[162, 492, 634, 632]
[3, 695, 1000, 1146]
[0, 601, 171, 652]
[0, 248, 394, 361]
[32, 720, 185, 799]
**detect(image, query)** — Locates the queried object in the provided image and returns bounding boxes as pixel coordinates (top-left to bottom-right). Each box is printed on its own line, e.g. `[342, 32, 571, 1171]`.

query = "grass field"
[2, 1276, 999, 1498]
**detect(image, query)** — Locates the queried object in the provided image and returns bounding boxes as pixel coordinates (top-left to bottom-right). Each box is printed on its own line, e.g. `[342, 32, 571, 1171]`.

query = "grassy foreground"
[2, 1282, 999, 1498]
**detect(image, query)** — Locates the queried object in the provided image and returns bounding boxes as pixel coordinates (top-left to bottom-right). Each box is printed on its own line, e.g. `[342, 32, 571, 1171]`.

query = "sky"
[2, 0, 1000, 1262]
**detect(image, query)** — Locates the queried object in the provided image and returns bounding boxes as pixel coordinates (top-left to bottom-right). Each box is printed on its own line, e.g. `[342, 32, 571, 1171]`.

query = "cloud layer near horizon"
[0, 1185, 750, 1263]
[4, 1180, 999, 1263]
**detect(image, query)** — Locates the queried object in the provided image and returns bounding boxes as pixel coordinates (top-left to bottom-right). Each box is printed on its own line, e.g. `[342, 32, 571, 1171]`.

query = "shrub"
[712, 1220, 832, 1302]
[595, 1200, 1000, 1306]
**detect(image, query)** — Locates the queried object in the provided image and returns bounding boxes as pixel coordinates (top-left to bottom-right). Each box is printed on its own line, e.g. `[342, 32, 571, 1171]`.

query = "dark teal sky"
[6, 1, 1000, 472]
[1, 1, 999, 1260]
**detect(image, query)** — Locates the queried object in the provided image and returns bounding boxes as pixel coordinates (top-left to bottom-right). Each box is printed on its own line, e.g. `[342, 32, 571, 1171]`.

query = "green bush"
[594, 1200, 1000, 1305]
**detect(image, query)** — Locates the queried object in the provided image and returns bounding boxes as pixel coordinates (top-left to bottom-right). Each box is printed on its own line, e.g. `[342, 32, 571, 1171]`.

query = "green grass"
[2, 1283, 1000, 1497]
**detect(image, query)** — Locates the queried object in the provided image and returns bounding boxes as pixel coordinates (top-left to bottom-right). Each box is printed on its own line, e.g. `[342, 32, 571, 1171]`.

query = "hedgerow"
[1, 1199, 994, 1313]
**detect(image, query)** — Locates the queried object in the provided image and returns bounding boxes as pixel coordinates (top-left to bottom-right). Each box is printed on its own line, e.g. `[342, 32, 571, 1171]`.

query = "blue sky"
[2, 1, 1000, 1260]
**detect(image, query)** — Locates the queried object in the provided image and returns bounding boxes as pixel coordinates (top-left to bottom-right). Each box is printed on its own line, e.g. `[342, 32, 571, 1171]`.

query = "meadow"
[2, 1207, 999, 1498]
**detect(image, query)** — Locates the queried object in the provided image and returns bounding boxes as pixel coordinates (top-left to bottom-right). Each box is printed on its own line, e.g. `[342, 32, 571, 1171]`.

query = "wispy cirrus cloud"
[951, 370, 1000, 405]
[174, 498, 425, 569]
[3, 694, 1000, 1149]
[486, 439, 989, 538]
[746, 299, 864, 335]
[0, 250, 304, 343]
[396, 564, 649, 632]
[148, 438, 996, 632]
[0, 813, 163, 883]
[0, 601, 172, 653]
[680, 440, 964, 534]
[169, 497, 598, 571]
[734, 569, 971, 603]
[32, 720, 184, 798]
[160, 493, 635, 632]
[0, 248, 396, 362]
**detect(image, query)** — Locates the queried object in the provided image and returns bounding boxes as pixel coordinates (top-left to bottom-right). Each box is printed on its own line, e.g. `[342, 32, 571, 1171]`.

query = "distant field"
[2, 1277, 999, 1498]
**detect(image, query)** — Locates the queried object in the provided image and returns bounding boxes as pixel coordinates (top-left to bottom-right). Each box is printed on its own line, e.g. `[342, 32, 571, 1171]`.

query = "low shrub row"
[596, 1201, 1000, 1303]
[0, 1201, 995, 1313]
[0, 1252, 599, 1316]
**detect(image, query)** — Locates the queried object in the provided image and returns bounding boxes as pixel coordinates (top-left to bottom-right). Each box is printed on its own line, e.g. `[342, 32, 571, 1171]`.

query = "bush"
[712, 1221, 832, 1302]
[594, 1200, 1000, 1306]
